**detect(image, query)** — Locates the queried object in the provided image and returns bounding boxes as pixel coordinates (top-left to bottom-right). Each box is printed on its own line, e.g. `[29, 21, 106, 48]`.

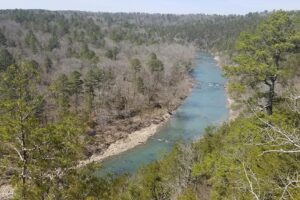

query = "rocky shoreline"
[81, 81, 194, 166]
[214, 54, 239, 121]
[80, 54, 238, 167]
[79, 113, 171, 166]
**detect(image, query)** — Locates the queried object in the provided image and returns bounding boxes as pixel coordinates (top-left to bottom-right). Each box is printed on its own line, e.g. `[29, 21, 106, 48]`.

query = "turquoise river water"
[97, 52, 229, 175]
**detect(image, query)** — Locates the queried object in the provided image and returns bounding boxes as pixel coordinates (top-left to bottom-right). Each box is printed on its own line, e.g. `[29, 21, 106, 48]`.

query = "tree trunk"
[21, 129, 28, 200]
[266, 77, 276, 115]
[75, 93, 79, 114]
[265, 54, 280, 115]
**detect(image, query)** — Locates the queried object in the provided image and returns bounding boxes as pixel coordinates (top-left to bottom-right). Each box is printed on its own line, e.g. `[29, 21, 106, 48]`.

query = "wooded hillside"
[0, 9, 299, 200]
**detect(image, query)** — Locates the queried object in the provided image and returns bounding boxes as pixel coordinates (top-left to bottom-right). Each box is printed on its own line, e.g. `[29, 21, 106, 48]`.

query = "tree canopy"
[225, 11, 300, 115]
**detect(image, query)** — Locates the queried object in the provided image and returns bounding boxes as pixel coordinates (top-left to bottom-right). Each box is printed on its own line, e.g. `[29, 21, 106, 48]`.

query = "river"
[97, 52, 229, 175]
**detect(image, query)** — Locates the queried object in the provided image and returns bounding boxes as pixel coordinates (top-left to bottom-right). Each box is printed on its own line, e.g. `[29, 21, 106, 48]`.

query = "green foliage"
[105, 47, 119, 60]
[24, 30, 39, 53]
[0, 31, 7, 46]
[66, 47, 79, 58]
[0, 9, 299, 200]
[84, 70, 96, 111]
[129, 58, 144, 94]
[43, 56, 52, 73]
[134, 76, 144, 94]
[129, 58, 142, 73]
[96, 101, 300, 199]
[80, 43, 98, 62]
[0, 62, 84, 199]
[56, 16, 70, 36]
[0, 9, 272, 52]
[100, 143, 193, 200]
[177, 188, 197, 200]
[110, 29, 125, 42]
[69, 71, 83, 95]
[191, 110, 300, 199]
[50, 74, 71, 115]
[0, 48, 14, 71]
[68, 71, 83, 112]
[225, 11, 299, 115]
[47, 34, 60, 51]
[147, 53, 164, 73]
[60, 164, 114, 200]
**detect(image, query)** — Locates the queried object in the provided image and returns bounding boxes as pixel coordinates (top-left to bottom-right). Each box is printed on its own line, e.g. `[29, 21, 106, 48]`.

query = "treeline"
[0, 9, 275, 54]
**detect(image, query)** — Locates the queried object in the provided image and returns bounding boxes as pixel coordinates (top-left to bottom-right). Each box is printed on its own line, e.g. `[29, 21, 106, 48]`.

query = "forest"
[0, 9, 299, 200]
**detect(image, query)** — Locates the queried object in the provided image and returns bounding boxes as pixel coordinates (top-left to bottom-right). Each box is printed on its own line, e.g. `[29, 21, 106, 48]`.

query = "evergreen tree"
[24, 30, 39, 53]
[80, 43, 97, 62]
[148, 53, 164, 73]
[225, 11, 299, 115]
[50, 74, 71, 115]
[105, 49, 114, 60]
[130, 58, 142, 74]
[0, 62, 84, 199]
[0, 31, 7, 47]
[44, 56, 52, 73]
[68, 71, 83, 113]
[105, 47, 119, 60]
[47, 34, 60, 51]
[134, 76, 144, 94]
[147, 52, 164, 83]
[112, 47, 119, 60]
[93, 68, 106, 91]
[129, 58, 144, 94]
[0, 48, 14, 71]
[84, 69, 97, 113]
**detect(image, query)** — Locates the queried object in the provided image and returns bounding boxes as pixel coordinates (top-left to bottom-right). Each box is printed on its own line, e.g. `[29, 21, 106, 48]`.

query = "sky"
[1, 0, 300, 15]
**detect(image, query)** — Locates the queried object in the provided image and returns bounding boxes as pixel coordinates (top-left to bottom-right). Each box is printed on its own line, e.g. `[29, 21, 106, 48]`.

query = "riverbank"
[226, 90, 239, 120]
[214, 54, 239, 121]
[80, 53, 233, 167]
[80, 76, 194, 166]
[79, 113, 171, 166]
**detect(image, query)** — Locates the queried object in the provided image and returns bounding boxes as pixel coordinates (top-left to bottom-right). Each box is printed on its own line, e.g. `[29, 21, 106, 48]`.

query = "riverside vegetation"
[0, 9, 300, 199]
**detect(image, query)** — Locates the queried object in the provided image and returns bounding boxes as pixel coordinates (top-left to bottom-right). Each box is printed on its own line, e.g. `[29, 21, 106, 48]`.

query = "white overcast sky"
[1, 0, 300, 15]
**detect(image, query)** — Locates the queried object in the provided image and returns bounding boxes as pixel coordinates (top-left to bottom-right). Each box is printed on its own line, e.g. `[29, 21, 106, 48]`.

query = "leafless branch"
[243, 162, 261, 200]
[279, 172, 300, 200]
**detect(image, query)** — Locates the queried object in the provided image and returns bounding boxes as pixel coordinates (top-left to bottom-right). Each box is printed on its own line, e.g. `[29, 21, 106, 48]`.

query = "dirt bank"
[79, 113, 171, 166]
[213, 54, 239, 120]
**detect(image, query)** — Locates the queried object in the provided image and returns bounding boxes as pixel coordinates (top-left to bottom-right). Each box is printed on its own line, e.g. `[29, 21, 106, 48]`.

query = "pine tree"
[0, 62, 84, 199]
[0, 31, 7, 46]
[134, 76, 144, 94]
[148, 53, 164, 73]
[147, 53, 164, 83]
[50, 74, 71, 115]
[47, 34, 60, 51]
[84, 69, 97, 113]
[80, 43, 96, 61]
[130, 58, 142, 74]
[0, 48, 14, 71]
[69, 71, 83, 113]
[105, 47, 119, 60]
[24, 30, 39, 53]
[225, 11, 300, 115]
[44, 56, 52, 73]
